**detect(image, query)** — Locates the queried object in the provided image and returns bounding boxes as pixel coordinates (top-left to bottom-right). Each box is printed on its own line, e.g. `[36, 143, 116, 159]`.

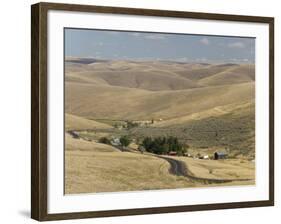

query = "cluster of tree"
[142, 136, 188, 155]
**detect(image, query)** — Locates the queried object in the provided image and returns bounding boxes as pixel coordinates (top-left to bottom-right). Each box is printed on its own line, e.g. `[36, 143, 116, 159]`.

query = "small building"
[214, 152, 228, 160]
[168, 151, 177, 156]
[199, 155, 209, 160]
[183, 153, 191, 157]
[111, 138, 121, 146]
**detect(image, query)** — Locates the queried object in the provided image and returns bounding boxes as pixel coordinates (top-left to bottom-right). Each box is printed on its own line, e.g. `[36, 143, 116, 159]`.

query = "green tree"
[141, 136, 186, 155]
[142, 137, 153, 152]
[120, 135, 131, 147]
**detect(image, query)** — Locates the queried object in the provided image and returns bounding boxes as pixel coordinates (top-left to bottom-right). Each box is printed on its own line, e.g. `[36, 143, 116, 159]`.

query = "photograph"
[64, 28, 256, 194]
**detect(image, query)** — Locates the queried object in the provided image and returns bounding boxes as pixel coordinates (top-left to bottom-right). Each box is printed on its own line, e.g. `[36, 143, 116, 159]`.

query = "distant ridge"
[65, 57, 249, 66]
[66, 57, 108, 64]
[215, 63, 238, 67]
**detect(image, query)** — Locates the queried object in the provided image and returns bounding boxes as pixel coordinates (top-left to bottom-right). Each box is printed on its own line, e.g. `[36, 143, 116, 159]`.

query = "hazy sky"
[65, 28, 255, 63]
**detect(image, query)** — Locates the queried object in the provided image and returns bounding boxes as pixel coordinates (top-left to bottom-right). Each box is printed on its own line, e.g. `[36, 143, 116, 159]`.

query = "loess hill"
[65, 58, 255, 157]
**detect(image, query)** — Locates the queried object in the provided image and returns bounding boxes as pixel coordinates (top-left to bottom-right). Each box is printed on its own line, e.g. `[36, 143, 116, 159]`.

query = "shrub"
[126, 121, 139, 129]
[120, 135, 131, 147]
[98, 137, 110, 144]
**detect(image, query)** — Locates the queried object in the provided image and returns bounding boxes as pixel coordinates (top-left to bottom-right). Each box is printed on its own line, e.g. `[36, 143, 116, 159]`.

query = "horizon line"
[65, 56, 255, 64]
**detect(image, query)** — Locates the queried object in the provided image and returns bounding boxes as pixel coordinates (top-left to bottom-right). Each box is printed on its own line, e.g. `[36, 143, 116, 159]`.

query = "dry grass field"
[65, 135, 254, 194]
[65, 113, 112, 131]
[65, 135, 195, 194]
[64, 58, 255, 194]
[177, 157, 255, 182]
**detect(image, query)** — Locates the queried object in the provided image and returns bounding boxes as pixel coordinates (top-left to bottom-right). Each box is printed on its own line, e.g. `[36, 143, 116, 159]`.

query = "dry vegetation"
[65, 136, 195, 194]
[177, 157, 255, 181]
[65, 58, 255, 194]
[65, 113, 112, 131]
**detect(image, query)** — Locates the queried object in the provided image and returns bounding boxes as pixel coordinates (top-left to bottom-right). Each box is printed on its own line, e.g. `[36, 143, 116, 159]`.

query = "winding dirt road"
[157, 156, 188, 176]
[157, 155, 252, 184]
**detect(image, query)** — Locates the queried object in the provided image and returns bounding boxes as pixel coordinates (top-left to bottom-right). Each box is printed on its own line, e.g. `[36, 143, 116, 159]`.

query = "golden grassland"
[65, 136, 195, 194]
[177, 157, 255, 181]
[65, 133, 255, 194]
[65, 113, 112, 131]
[64, 59, 256, 193]
[65, 82, 254, 121]
[65, 61, 254, 121]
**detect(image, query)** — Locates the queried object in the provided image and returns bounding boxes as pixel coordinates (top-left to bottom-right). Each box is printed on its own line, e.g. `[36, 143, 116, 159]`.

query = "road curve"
[157, 155, 252, 184]
[157, 155, 188, 176]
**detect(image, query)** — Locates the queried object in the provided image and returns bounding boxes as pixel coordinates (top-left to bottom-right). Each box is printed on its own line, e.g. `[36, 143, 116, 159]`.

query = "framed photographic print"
[31, 2, 274, 221]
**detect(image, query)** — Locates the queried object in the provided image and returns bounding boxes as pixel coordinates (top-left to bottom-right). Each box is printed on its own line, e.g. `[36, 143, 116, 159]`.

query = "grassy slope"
[65, 133, 117, 152]
[65, 113, 112, 131]
[131, 101, 255, 157]
[66, 70, 199, 91]
[198, 64, 255, 86]
[65, 135, 195, 194]
[177, 157, 255, 182]
[152, 101, 253, 127]
[64, 59, 256, 194]
[65, 61, 254, 90]
[65, 81, 254, 120]
[65, 60, 255, 157]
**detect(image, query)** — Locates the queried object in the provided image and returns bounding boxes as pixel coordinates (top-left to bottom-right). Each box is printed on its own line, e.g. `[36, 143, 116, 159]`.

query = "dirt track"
[157, 156, 188, 176]
[157, 155, 252, 184]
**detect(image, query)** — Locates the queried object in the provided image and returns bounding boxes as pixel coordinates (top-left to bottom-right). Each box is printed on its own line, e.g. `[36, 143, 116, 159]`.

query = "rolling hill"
[65, 58, 255, 156]
[64, 58, 256, 194]
[65, 81, 254, 120]
[65, 113, 112, 130]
